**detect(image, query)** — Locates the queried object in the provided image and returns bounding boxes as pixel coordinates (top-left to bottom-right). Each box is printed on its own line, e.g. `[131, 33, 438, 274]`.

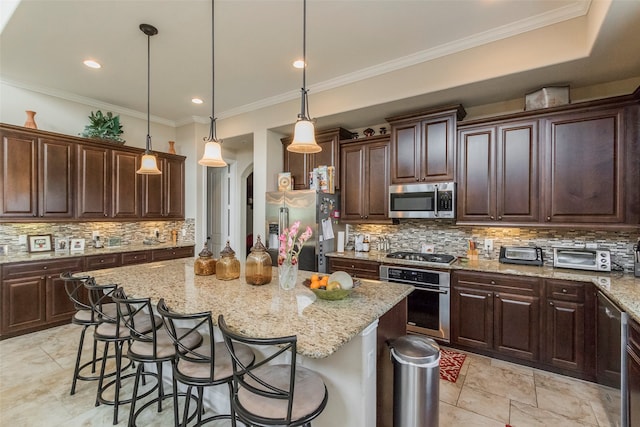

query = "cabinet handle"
[41, 276, 45, 280]
[43, 266, 48, 270]
[104, 213, 108, 217]
[33, 213, 37, 217]
[490, 216, 494, 220]
[549, 301, 554, 306]
[364, 215, 368, 219]
[100, 259, 104, 263]
[562, 288, 567, 293]
[490, 280, 495, 285]
[422, 177, 426, 181]
[487, 293, 492, 297]
[498, 216, 502, 220]
[495, 293, 500, 298]
[546, 216, 551, 221]
[416, 178, 419, 182]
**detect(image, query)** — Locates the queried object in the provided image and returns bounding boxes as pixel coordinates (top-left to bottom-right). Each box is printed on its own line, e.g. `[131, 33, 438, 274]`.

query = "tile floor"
[0, 324, 622, 426]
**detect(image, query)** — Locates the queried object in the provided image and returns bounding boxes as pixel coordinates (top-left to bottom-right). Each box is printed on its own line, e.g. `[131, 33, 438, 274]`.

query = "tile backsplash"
[352, 220, 639, 273]
[0, 219, 195, 254]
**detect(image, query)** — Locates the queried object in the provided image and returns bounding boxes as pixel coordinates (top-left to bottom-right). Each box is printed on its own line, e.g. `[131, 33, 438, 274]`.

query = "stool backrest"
[157, 298, 218, 381]
[60, 272, 91, 312]
[84, 280, 119, 324]
[111, 288, 162, 357]
[218, 314, 298, 424]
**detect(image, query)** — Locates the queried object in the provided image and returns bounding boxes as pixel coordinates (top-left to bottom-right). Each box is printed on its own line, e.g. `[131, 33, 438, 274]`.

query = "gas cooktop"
[386, 251, 457, 265]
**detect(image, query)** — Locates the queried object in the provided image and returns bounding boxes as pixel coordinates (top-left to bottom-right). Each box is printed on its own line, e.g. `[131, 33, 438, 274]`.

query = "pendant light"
[198, 0, 227, 167]
[287, 0, 321, 154]
[136, 23, 162, 175]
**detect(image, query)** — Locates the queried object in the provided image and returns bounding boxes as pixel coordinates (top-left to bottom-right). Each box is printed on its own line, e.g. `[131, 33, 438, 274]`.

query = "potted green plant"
[80, 110, 125, 144]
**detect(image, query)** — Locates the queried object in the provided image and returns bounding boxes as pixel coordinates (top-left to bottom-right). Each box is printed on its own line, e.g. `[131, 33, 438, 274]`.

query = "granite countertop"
[83, 258, 414, 359]
[326, 250, 640, 324]
[0, 242, 196, 265]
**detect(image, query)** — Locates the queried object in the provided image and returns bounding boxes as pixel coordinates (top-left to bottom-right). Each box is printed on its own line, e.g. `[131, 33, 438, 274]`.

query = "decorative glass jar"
[245, 235, 272, 285]
[194, 242, 216, 276]
[278, 260, 298, 291]
[216, 241, 240, 280]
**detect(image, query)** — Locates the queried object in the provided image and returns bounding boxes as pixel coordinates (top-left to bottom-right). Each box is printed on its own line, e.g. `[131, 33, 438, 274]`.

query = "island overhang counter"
[83, 257, 413, 427]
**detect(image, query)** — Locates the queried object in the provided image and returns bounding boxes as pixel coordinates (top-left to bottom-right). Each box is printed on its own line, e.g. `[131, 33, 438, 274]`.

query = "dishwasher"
[596, 291, 628, 426]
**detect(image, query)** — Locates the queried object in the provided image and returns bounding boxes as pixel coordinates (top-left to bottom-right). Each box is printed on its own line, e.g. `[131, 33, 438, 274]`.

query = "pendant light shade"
[136, 23, 162, 175]
[198, 0, 227, 168]
[287, 0, 321, 154]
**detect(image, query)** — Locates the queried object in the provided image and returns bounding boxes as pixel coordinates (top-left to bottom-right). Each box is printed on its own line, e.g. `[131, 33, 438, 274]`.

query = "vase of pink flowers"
[278, 220, 312, 290]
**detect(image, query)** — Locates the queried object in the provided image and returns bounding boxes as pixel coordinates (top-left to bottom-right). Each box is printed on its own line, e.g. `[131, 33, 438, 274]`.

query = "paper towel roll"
[337, 231, 345, 252]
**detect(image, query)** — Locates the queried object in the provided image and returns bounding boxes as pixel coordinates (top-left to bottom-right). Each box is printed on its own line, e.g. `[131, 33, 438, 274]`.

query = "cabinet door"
[1, 277, 46, 334]
[422, 116, 455, 182]
[543, 109, 624, 223]
[457, 127, 495, 222]
[364, 140, 390, 220]
[544, 299, 585, 372]
[141, 157, 165, 218]
[629, 319, 640, 427]
[45, 274, 77, 323]
[494, 292, 540, 361]
[328, 258, 380, 280]
[390, 123, 420, 183]
[496, 121, 539, 222]
[112, 150, 140, 218]
[0, 129, 38, 217]
[341, 144, 365, 221]
[164, 156, 185, 218]
[451, 286, 493, 350]
[77, 144, 110, 218]
[39, 138, 74, 218]
[282, 147, 309, 190]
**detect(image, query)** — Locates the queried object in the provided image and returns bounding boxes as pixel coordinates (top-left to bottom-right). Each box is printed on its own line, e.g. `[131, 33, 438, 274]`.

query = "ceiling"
[2, 0, 640, 135]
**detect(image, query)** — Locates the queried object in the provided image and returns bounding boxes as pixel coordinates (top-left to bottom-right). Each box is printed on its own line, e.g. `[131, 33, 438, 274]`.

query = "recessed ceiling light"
[192, 98, 204, 104]
[83, 59, 101, 69]
[293, 60, 305, 69]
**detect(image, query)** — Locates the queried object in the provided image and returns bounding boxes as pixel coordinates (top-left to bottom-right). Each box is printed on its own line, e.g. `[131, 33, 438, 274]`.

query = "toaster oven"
[553, 247, 611, 272]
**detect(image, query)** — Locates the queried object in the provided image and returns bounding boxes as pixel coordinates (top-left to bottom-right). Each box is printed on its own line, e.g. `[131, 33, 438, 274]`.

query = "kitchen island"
[84, 258, 413, 427]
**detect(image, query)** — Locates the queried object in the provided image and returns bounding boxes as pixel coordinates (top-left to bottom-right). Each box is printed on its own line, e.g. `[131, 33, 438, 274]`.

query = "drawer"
[328, 258, 380, 280]
[454, 270, 541, 295]
[151, 246, 194, 261]
[3, 257, 84, 279]
[84, 253, 121, 270]
[544, 279, 585, 302]
[629, 318, 640, 353]
[121, 251, 150, 265]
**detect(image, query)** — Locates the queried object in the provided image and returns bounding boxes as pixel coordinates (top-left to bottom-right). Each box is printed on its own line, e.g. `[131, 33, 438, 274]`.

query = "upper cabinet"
[282, 127, 352, 190]
[0, 124, 185, 221]
[456, 89, 640, 228]
[387, 105, 466, 184]
[1, 129, 74, 219]
[141, 154, 185, 219]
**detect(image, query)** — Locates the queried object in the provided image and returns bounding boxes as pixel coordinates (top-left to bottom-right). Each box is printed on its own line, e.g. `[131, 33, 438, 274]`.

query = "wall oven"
[380, 265, 450, 342]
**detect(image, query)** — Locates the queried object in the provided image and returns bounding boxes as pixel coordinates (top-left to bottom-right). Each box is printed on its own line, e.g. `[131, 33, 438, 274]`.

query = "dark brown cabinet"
[121, 250, 150, 265]
[340, 135, 390, 223]
[112, 150, 140, 218]
[327, 257, 380, 280]
[282, 127, 352, 190]
[141, 154, 185, 219]
[387, 105, 465, 184]
[543, 279, 595, 377]
[452, 271, 541, 362]
[542, 108, 624, 224]
[77, 144, 110, 218]
[1, 257, 83, 337]
[629, 317, 640, 427]
[0, 129, 74, 219]
[457, 120, 539, 224]
[151, 246, 195, 261]
[84, 253, 122, 270]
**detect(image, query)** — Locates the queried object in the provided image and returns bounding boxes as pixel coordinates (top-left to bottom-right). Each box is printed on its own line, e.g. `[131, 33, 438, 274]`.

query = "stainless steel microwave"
[388, 182, 455, 219]
[553, 247, 611, 272]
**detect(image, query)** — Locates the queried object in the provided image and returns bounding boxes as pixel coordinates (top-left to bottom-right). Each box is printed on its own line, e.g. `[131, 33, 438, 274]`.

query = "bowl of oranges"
[303, 271, 358, 300]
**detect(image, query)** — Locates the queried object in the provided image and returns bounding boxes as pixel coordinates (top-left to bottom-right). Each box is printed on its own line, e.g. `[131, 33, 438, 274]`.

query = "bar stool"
[112, 289, 203, 427]
[218, 315, 328, 427]
[86, 282, 161, 425]
[157, 299, 256, 427]
[61, 272, 118, 395]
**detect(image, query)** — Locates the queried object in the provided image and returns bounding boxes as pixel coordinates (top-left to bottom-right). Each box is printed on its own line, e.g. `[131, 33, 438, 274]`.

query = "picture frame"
[107, 236, 122, 247]
[278, 172, 292, 192]
[70, 238, 85, 252]
[28, 234, 53, 253]
[55, 237, 70, 253]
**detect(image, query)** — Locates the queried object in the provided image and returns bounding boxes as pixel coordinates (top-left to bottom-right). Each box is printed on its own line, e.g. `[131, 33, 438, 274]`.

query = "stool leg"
[127, 362, 144, 427]
[171, 361, 179, 427]
[71, 325, 88, 395]
[182, 385, 193, 427]
[196, 386, 204, 424]
[228, 382, 237, 427]
[112, 341, 124, 425]
[156, 362, 164, 413]
[91, 335, 98, 373]
[96, 341, 110, 407]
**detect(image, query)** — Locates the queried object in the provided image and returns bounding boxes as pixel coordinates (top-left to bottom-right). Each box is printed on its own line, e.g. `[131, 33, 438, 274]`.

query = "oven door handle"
[412, 287, 448, 294]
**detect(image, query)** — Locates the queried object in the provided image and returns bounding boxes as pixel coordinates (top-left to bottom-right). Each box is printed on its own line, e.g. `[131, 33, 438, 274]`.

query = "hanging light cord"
[299, 0, 310, 121]
[145, 28, 152, 153]
[206, 0, 218, 143]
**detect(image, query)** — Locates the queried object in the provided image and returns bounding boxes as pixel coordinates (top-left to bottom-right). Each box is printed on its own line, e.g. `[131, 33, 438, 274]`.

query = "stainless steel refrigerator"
[265, 190, 342, 273]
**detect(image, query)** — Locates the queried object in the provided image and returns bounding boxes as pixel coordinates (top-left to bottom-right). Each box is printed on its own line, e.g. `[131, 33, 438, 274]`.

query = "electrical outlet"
[18, 234, 27, 244]
[484, 239, 494, 251]
[154, 228, 160, 237]
[92, 231, 100, 239]
[182, 228, 187, 237]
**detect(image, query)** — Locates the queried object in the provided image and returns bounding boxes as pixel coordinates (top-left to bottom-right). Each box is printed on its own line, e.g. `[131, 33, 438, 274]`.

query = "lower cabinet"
[629, 317, 640, 427]
[327, 257, 380, 280]
[451, 271, 596, 379]
[151, 246, 195, 261]
[452, 271, 541, 362]
[1, 257, 84, 336]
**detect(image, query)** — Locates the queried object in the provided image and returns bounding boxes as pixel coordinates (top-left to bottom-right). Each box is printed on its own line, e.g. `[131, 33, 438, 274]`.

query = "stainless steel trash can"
[389, 335, 440, 427]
